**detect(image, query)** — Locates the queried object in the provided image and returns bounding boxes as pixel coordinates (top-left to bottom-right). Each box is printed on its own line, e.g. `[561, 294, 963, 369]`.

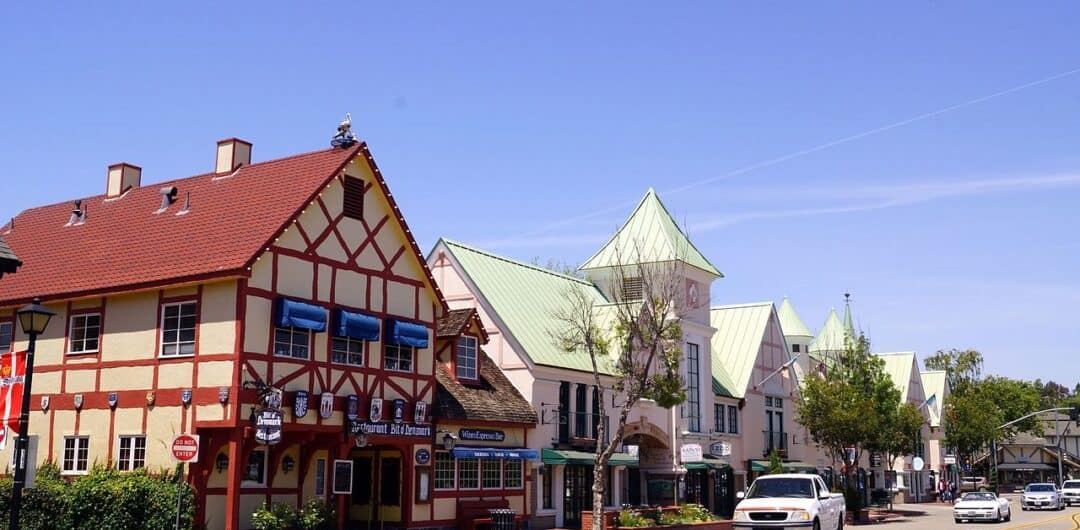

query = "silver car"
[1020, 483, 1065, 511]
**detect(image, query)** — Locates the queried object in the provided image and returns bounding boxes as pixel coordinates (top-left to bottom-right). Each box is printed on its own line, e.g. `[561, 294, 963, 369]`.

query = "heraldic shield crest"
[369, 397, 383, 423]
[181, 388, 192, 406]
[319, 392, 334, 419]
[414, 401, 427, 424]
[107, 392, 118, 409]
[346, 395, 359, 421]
[218, 386, 230, 404]
[392, 399, 405, 423]
[294, 390, 309, 418]
[73, 394, 84, 410]
[40, 395, 50, 412]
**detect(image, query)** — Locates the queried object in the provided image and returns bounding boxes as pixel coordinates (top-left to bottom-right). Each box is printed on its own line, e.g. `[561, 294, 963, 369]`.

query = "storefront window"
[504, 459, 523, 488]
[435, 451, 455, 490]
[459, 459, 480, 489]
[482, 459, 502, 489]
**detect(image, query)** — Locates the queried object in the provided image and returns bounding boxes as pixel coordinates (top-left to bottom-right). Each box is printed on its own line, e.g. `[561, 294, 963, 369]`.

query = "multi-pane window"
[686, 343, 701, 432]
[727, 405, 739, 434]
[273, 327, 309, 359]
[161, 302, 197, 356]
[117, 435, 146, 471]
[244, 449, 267, 485]
[434, 451, 456, 490]
[458, 458, 479, 489]
[332, 337, 364, 366]
[384, 343, 413, 372]
[482, 459, 502, 489]
[62, 436, 89, 474]
[715, 403, 725, 433]
[541, 465, 553, 509]
[69, 314, 101, 353]
[503, 459, 523, 488]
[456, 336, 478, 380]
[0, 322, 12, 352]
[575, 384, 588, 438]
[315, 459, 326, 496]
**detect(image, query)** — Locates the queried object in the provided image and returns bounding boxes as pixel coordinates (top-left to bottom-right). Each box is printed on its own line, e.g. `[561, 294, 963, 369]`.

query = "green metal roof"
[921, 370, 947, 427]
[709, 302, 776, 399]
[437, 239, 616, 374]
[808, 309, 846, 354]
[877, 351, 919, 404]
[777, 297, 812, 338]
[843, 303, 856, 336]
[579, 188, 722, 277]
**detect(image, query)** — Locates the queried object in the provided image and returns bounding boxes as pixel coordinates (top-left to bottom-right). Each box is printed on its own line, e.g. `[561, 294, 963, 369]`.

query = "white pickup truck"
[733, 474, 846, 530]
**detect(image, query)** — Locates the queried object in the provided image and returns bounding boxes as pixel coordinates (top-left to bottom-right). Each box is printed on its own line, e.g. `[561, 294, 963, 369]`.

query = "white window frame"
[383, 343, 414, 372]
[68, 313, 101, 354]
[481, 459, 502, 490]
[503, 459, 524, 489]
[273, 326, 310, 359]
[116, 434, 147, 471]
[457, 458, 480, 490]
[242, 448, 269, 487]
[331, 335, 364, 366]
[62, 436, 90, 475]
[456, 336, 478, 380]
[0, 321, 12, 352]
[160, 301, 197, 357]
[434, 450, 456, 490]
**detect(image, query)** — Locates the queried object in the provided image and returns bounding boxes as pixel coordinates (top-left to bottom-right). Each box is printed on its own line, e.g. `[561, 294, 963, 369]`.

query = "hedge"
[0, 462, 195, 530]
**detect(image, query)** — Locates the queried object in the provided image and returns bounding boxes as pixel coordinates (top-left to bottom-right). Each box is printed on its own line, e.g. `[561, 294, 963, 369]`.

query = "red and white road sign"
[171, 434, 200, 463]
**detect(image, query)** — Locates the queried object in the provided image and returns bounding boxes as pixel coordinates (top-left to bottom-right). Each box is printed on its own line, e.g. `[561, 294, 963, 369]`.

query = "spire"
[777, 296, 812, 338]
[809, 309, 845, 354]
[843, 292, 855, 337]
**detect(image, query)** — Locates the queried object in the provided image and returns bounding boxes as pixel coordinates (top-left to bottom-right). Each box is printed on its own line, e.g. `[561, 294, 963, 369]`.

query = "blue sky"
[3, 2, 1079, 383]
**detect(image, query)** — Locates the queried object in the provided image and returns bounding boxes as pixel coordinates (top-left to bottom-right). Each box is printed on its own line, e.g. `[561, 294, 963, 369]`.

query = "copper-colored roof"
[435, 351, 537, 425]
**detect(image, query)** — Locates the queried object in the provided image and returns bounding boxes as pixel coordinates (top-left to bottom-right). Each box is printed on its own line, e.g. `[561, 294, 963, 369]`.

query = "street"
[885, 496, 1080, 529]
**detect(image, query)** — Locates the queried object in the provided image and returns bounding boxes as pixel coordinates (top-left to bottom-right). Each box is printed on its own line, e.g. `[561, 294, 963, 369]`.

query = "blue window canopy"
[451, 446, 539, 460]
[274, 298, 327, 332]
[385, 319, 429, 348]
[334, 309, 380, 341]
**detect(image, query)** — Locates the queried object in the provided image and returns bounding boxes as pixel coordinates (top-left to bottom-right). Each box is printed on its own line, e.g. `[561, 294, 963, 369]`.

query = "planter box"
[581, 509, 731, 530]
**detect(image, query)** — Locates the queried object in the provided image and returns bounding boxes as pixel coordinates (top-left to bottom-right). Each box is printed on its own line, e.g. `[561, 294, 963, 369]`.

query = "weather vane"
[331, 113, 358, 148]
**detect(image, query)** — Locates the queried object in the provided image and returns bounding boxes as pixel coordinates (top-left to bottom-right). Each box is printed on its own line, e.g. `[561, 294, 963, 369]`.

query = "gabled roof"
[435, 239, 613, 374]
[808, 309, 846, 354]
[921, 370, 947, 427]
[435, 349, 538, 424]
[777, 297, 812, 338]
[709, 301, 776, 399]
[0, 235, 20, 278]
[877, 351, 919, 404]
[437, 307, 489, 343]
[0, 142, 447, 311]
[579, 188, 722, 277]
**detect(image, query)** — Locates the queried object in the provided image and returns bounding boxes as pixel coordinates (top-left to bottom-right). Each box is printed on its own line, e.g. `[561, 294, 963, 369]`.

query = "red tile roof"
[0, 145, 362, 305]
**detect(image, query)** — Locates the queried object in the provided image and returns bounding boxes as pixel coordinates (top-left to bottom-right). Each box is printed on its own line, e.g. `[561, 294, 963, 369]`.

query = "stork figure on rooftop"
[331, 112, 359, 148]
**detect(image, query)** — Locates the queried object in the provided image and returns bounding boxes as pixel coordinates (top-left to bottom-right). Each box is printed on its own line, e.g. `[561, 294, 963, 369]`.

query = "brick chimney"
[106, 163, 142, 197]
[215, 138, 252, 174]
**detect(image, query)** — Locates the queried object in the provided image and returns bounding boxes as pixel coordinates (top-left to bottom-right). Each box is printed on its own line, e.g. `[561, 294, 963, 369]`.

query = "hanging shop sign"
[459, 428, 505, 442]
[680, 443, 703, 463]
[265, 387, 283, 410]
[349, 420, 433, 439]
[255, 408, 284, 445]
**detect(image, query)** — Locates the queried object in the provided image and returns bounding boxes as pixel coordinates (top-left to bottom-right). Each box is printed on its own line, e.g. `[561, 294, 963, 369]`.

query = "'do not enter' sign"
[172, 434, 200, 463]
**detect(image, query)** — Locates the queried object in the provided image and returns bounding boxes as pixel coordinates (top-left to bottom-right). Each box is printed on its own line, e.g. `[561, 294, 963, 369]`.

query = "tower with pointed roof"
[777, 296, 813, 359]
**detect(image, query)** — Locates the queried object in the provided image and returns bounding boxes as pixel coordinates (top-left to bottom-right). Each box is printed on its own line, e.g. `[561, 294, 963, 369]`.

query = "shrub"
[297, 498, 335, 530]
[617, 508, 653, 528]
[251, 501, 300, 530]
[676, 503, 713, 522]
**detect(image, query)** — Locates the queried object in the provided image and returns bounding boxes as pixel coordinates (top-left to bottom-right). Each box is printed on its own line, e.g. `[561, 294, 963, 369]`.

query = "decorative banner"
[392, 399, 406, 424]
[107, 392, 118, 409]
[319, 392, 334, 419]
[369, 398, 383, 423]
[0, 350, 28, 447]
[459, 428, 505, 442]
[181, 389, 193, 406]
[218, 387, 230, 404]
[40, 395, 49, 412]
[346, 395, 359, 421]
[74, 394, 84, 411]
[254, 408, 284, 445]
[293, 390, 309, 418]
[416, 448, 431, 465]
[414, 401, 427, 424]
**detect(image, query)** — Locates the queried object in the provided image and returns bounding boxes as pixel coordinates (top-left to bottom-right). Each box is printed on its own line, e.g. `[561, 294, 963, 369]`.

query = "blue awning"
[385, 319, 429, 348]
[451, 446, 540, 460]
[274, 298, 327, 332]
[334, 309, 380, 340]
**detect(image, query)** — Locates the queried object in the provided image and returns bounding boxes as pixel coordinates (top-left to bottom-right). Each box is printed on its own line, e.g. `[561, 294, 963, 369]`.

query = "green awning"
[749, 460, 818, 473]
[541, 448, 638, 467]
[685, 456, 731, 470]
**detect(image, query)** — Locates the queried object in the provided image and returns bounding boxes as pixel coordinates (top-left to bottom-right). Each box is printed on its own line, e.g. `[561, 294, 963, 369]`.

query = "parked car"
[733, 474, 846, 530]
[1061, 480, 1080, 507]
[959, 477, 987, 492]
[1020, 483, 1065, 511]
[953, 491, 1011, 524]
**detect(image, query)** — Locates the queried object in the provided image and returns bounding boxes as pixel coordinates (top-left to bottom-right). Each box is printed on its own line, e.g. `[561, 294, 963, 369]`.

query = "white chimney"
[106, 163, 142, 197]
[215, 138, 252, 174]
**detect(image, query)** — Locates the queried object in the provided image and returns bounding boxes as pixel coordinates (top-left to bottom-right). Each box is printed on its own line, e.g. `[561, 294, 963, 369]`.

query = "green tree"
[766, 449, 785, 475]
[866, 402, 926, 511]
[924, 348, 983, 395]
[944, 390, 1003, 477]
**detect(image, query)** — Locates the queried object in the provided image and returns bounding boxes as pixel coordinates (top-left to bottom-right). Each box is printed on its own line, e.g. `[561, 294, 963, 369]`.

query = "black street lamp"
[9, 298, 54, 530]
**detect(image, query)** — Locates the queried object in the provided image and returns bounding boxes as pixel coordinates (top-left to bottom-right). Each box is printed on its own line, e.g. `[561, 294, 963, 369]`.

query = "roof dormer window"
[456, 335, 478, 381]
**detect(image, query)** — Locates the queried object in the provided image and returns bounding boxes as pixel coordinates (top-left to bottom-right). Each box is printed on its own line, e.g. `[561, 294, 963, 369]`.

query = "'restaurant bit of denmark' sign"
[350, 421, 433, 438]
[459, 428, 505, 442]
[255, 409, 284, 445]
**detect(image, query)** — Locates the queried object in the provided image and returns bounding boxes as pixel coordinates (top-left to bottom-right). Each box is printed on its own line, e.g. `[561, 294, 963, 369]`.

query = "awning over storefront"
[451, 446, 539, 460]
[334, 309, 380, 340]
[749, 460, 818, 473]
[997, 463, 1056, 471]
[541, 448, 638, 467]
[684, 456, 731, 470]
[386, 319, 429, 348]
[275, 298, 328, 331]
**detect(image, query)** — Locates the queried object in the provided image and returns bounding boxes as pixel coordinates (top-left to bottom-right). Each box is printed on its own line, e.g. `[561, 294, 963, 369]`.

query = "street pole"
[175, 462, 186, 530]
[9, 330, 39, 530]
[1055, 414, 1064, 486]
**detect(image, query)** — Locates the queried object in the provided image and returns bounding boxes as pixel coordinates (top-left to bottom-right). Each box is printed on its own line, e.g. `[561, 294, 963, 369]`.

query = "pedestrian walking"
[938, 478, 947, 503]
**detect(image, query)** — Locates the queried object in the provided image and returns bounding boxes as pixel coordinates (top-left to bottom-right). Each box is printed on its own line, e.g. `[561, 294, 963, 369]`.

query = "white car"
[953, 491, 1011, 524]
[733, 474, 846, 530]
[1061, 480, 1080, 507]
[1021, 483, 1065, 510]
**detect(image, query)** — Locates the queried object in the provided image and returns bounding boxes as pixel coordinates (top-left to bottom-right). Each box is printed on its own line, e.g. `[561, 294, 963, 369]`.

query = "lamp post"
[9, 298, 55, 530]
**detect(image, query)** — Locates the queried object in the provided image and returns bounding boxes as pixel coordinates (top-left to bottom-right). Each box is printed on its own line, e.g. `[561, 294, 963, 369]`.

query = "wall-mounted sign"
[350, 421, 433, 439]
[680, 443, 703, 463]
[347, 394, 360, 421]
[708, 441, 731, 457]
[626, 445, 640, 458]
[416, 448, 431, 465]
[332, 460, 353, 494]
[255, 409, 284, 445]
[294, 390, 309, 418]
[392, 399, 406, 424]
[459, 428, 505, 442]
[944, 455, 957, 465]
[320, 392, 334, 419]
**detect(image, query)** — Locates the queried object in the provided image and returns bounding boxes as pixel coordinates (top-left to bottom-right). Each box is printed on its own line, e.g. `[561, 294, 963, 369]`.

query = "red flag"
[0, 350, 28, 446]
